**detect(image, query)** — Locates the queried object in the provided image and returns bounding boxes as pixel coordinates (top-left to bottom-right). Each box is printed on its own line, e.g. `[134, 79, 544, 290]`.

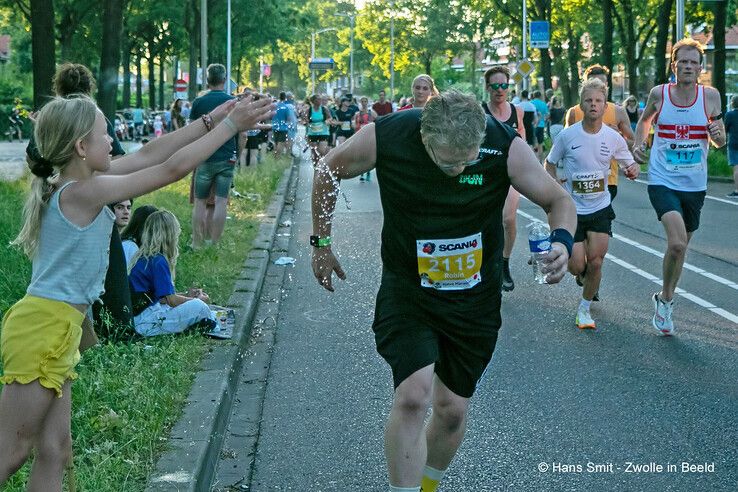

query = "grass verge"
[0, 155, 290, 491]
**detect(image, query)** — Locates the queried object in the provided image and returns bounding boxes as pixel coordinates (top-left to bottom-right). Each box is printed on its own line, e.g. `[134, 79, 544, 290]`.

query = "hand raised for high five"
[227, 95, 276, 133]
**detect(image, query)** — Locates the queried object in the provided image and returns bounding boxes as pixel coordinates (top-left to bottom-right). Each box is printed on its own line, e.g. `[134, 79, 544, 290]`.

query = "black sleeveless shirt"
[374, 109, 517, 299]
[483, 101, 518, 130]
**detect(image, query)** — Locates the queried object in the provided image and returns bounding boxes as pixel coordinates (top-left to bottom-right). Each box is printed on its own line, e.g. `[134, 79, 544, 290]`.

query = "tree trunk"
[566, 26, 581, 107]
[713, 0, 727, 110]
[471, 42, 478, 95]
[186, 0, 199, 101]
[136, 53, 143, 108]
[99, 0, 124, 121]
[58, 27, 73, 63]
[148, 55, 156, 110]
[423, 53, 432, 77]
[654, 0, 674, 85]
[30, 0, 55, 109]
[539, 48, 551, 93]
[158, 55, 165, 109]
[602, 0, 613, 99]
[122, 38, 132, 108]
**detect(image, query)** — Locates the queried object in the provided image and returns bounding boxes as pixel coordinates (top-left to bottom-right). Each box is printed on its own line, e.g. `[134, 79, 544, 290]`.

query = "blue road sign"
[530, 21, 550, 49]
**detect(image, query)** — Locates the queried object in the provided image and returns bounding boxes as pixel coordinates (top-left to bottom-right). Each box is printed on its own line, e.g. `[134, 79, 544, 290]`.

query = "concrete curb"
[145, 158, 300, 492]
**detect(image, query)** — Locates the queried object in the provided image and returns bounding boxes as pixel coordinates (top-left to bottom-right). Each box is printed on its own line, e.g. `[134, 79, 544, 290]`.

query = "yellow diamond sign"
[511, 72, 523, 85]
[516, 59, 535, 78]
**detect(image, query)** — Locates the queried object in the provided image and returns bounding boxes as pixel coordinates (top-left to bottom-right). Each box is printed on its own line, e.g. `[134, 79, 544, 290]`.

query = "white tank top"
[648, 84, 710, 191]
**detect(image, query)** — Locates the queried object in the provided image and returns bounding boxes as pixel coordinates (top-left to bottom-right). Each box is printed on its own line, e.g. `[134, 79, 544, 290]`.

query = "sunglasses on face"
[487, 82, 510, 90]
[427, 142, 482, 170]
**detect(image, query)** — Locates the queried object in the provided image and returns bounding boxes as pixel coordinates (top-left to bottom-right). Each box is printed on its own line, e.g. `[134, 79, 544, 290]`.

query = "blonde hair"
[671, 38, 705, 65]
[579, 78, 608, 104]
[11, 96, 98, 257]
[129, 210, 181, 280]
[421, 90, 486, 150]
[412, 74, 439, 96]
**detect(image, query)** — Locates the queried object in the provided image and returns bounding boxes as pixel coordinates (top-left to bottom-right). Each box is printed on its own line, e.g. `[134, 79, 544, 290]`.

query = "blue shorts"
[728, 147, 738, 166]
[647, 185, 706, 233]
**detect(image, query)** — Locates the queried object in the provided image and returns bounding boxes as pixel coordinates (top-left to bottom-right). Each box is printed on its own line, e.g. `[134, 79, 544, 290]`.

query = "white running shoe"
[652, 293, 675, 335]
[576, 307, 596, 330]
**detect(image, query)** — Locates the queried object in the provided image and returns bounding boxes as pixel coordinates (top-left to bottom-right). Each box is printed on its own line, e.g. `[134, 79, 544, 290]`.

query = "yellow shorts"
[1, 295, 84, 397]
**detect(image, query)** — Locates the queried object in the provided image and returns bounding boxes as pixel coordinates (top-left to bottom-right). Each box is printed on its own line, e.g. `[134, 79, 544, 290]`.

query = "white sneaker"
[576, 307, 596, 330]
[652, 293, 675, 335]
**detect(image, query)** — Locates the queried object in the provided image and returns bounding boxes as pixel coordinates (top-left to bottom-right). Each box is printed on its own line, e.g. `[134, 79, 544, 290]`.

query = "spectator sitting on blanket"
[121, 204, 159, 267]
[128, 210, 216, 337]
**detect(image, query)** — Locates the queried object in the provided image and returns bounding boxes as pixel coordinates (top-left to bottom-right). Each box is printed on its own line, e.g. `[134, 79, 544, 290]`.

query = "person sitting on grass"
[121, 204, 159, 267]
[128, 210, 217, 337]
[0, 93, 274, 490]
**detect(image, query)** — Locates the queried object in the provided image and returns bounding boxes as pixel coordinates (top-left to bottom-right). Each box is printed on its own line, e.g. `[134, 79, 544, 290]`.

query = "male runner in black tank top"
[483, 66, 526, 293]
[311, 90, 576, 492]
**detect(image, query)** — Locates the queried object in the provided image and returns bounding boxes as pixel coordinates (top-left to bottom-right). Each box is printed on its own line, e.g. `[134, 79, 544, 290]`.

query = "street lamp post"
[522, 0, 528, 90]
[226, 0, 231, 93]
[390, 0, 395, 100]
[335, 12, 356, 93]
[676, 0, 684, 40]
[310, 28, 338, 95]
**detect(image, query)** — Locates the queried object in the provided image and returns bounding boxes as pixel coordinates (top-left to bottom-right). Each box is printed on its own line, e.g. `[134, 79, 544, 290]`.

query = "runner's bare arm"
[310, 123, 377, 291]
[516, 106, 526, 141]
[565, 107, 576, 127]
[543, 159, 562, 183]
[705, 87, 727, 148]
[615, 105, 635, 146]
[617, 159, 640, 180]
[632, 86, 663, 163]
[508, 138, 577, 283]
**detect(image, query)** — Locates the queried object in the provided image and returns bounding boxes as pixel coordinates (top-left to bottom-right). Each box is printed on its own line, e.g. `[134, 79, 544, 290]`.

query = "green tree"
[99, 0, 124, 121]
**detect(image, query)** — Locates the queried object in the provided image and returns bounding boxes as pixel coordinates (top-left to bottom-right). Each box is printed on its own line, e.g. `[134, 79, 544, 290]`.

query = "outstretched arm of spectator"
[107, 98, 238, 175]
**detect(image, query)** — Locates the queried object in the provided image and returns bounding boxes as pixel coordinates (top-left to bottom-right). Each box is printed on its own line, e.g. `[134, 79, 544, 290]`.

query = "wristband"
[221, 116, 238, 133]
[201, 114, 214, 132]
[310, 235, 331, 248]
[550, 228, 573, 258]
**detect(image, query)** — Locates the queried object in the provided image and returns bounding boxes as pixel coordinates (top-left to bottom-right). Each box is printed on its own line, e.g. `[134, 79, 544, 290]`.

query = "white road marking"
[516, 209, 738, 325]
[633, 178, 738, 206]
[613, 233, 738, 291]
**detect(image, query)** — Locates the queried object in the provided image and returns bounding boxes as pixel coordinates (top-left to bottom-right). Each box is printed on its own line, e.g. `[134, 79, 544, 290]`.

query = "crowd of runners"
[0, 34, 730, 492]
[310, 37, 726, 492]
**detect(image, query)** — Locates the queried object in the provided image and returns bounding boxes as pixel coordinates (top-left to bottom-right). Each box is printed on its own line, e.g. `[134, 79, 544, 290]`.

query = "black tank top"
[374, 109, 517, 298]
[483, 102, 518, 129]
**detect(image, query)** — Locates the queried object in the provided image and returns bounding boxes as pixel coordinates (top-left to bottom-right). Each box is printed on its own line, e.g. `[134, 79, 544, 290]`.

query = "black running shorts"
[647, 185, 706, 233]
[372, 270, 501, 399]
[574, 204, 616, 243]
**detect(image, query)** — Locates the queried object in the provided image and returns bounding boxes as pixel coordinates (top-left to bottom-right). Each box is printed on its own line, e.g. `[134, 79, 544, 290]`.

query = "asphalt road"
[217, 157, 738, 492]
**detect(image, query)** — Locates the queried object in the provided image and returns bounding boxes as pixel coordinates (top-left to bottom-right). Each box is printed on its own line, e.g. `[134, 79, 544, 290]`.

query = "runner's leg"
[423, 375, 470, 488]
[582, 232, 609, 301]
[385, 365, 434, 487]
[659, 211, 689, 301]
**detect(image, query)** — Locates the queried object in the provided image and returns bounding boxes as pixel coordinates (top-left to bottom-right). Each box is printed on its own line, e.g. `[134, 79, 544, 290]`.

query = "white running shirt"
[547, 122, 633, 214]
[648, 84, 710, 191]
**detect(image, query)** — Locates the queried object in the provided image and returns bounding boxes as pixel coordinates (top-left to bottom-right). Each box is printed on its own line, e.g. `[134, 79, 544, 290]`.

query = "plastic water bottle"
[528, 222, 551, 284]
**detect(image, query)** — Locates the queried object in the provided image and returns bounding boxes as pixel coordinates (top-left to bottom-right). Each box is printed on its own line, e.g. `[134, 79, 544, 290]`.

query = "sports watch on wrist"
[310, 235, 331, 247]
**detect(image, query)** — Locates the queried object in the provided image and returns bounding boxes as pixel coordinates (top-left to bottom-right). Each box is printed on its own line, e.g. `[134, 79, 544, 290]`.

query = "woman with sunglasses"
[482, 66, 525, 292]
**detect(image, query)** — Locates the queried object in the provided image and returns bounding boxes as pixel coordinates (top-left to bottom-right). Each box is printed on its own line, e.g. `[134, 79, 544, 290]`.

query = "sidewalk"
[0, 141, 27, 182]
[0, 140, 142, 182]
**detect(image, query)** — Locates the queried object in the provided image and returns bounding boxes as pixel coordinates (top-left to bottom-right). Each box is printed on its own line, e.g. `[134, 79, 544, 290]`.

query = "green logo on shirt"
[459, 174, 483, 186]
